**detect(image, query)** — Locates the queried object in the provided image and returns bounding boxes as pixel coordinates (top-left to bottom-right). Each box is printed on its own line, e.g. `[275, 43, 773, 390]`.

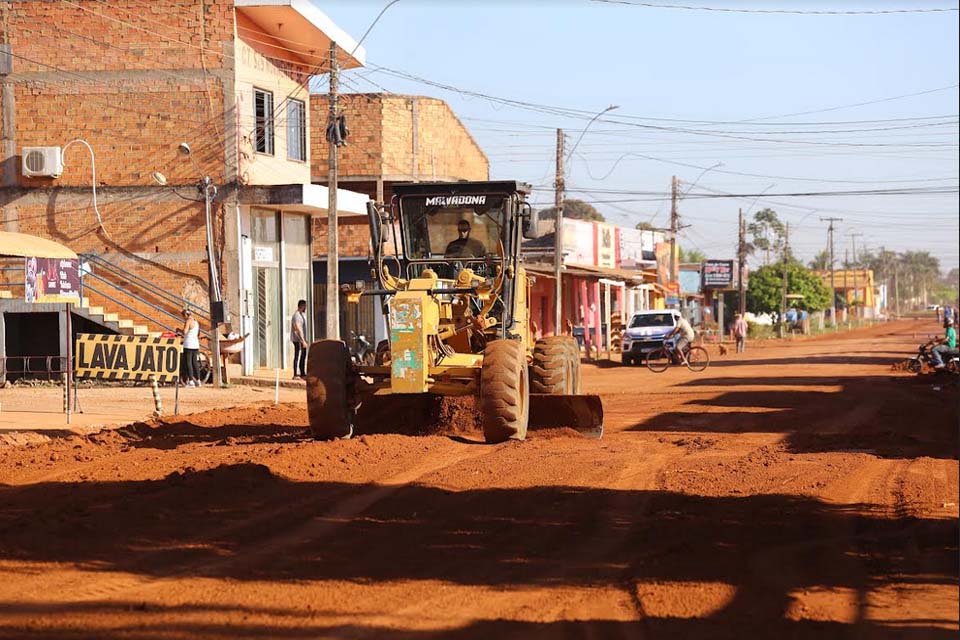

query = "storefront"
[234, 184, 369, 375]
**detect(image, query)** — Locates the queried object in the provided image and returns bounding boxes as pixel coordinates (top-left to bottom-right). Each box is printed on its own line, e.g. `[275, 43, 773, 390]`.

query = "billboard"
[702, 260, 735, 289]
[24, 257, 80, 304]
[620, 229, 664, 268]
[561, 218, 596, 266]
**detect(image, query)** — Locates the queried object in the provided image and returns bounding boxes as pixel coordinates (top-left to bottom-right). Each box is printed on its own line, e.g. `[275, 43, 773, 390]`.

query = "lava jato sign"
[75, 334, 181, 382]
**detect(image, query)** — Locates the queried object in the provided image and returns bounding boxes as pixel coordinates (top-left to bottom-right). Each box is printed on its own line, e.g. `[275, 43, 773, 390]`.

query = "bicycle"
[646, 341, 710, 373]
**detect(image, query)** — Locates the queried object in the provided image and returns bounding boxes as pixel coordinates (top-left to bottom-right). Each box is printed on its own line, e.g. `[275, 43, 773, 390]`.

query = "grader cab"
[306, 180, 603, 443]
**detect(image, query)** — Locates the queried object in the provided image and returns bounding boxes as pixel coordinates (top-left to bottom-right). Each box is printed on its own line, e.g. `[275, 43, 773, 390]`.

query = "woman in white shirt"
[179, 308, 202, 387]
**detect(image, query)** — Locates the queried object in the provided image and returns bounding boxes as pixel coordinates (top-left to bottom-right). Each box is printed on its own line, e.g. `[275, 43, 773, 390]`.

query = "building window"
[254, 88, 274, 155]
[287, 98, 306, 162]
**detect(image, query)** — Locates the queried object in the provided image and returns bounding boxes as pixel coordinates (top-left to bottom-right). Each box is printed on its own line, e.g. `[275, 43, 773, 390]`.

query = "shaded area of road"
[0, 318, 955, 638]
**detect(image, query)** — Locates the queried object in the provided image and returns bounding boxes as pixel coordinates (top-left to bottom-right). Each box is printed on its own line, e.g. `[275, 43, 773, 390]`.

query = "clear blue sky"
[321, 1, 959, 271]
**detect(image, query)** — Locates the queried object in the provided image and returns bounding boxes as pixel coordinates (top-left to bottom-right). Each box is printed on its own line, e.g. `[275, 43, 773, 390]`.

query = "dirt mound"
[528, 427, 584, 440]
[355, 394, 481, 437]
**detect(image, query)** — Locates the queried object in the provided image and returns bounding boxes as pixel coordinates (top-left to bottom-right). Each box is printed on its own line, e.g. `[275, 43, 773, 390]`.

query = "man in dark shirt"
[445, 220, 487, 258]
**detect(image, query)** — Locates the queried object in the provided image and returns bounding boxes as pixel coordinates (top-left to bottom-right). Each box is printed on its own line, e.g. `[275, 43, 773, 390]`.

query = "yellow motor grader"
[306, 180, 603, 443]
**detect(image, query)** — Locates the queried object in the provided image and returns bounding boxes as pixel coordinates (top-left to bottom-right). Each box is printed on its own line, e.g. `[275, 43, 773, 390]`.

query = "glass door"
[251, 208, 281, 369]
[254, 267, 281, 369]
[282, 213, 311, 366]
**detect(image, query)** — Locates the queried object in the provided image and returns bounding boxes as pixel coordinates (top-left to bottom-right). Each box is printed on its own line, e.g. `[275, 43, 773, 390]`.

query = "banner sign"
[596, 222, 618, 269]
[75, 334, 181, 382]
[25, 257, 80, 304]
[654, 242, 672, 284]
[702, 260, 735, 289]
[665, 282, 681, 306]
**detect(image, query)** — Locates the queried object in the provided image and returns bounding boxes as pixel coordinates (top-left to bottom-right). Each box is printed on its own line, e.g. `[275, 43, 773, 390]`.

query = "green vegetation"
[746, 262, 831, 314]
[537, 199, 605, 222]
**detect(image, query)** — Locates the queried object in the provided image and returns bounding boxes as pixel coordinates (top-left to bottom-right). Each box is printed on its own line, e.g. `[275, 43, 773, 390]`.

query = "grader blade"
[528, 394, 604, 439]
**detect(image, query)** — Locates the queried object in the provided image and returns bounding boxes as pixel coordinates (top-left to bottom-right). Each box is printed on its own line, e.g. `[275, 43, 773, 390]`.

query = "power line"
[590, 1, 959, 15]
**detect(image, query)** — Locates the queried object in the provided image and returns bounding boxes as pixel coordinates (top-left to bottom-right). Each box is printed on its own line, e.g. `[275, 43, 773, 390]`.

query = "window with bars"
[254, 88, 274, 155]
[287, 98, 306, 162]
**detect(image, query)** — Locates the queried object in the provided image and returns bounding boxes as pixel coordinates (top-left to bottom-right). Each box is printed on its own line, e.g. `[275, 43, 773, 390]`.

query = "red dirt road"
[0, 319, 956, 639]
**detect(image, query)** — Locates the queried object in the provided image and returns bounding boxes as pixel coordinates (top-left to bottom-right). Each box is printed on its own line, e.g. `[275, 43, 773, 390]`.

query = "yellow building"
[813, 269, 876, 307]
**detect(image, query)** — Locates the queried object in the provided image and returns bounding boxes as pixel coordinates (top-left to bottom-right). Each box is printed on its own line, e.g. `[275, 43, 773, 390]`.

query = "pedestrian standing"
[732, 313, 748, 354]
[290, 299, 308, 379]
[179, 308, 201, 387]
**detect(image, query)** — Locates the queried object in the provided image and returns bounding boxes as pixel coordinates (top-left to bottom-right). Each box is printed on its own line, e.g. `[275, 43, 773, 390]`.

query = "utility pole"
[850, 232, 862, 325]
[780, 222, 789, 338]
[894, 260, 900, 317]
[325, 42, 341, 340]
[553, 128, 565, 335]
[737, 208, 746, 316]
[669, 175, 679, 285]
[821, 217, 842, 327]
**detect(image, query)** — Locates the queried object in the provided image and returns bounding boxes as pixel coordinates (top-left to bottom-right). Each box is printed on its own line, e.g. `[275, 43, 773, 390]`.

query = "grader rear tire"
[480, 340, 530, 443]
[306, 340, 354, 440]
[531, 336, 577, 394]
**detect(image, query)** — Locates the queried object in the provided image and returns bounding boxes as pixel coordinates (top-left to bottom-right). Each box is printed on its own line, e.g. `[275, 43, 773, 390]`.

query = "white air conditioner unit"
[21, 146, 64, 178]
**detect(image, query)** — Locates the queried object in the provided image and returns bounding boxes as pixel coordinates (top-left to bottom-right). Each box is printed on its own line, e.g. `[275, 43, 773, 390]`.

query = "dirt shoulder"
[0, 318, 956, 639]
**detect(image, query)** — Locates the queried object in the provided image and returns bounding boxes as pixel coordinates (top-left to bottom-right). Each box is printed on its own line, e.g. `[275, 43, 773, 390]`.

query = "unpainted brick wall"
[1, 0, 234, 187]
[0, 189, 216, 333]
[312, 217, 372, 260]
[0, 0, 236, 332]
[312, 94, 488, 182]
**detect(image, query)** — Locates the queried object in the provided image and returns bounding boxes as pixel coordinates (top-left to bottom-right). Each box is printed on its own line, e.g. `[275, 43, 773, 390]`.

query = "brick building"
[0, 0, 368, 375]
[309, 93, 489, 342]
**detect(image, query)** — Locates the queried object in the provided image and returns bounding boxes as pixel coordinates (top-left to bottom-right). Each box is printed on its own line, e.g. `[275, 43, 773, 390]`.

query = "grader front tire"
[480, 340, 530, 443]
[305, 340, 354, 440]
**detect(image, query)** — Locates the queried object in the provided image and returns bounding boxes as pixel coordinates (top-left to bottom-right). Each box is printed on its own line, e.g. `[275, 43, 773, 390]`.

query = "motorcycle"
[349, 331, 375, 366]
[908, 338, 960, 374]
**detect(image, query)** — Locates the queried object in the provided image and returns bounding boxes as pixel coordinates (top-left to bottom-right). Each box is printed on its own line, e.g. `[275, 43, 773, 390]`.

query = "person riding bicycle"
[664, 313, 696, 363]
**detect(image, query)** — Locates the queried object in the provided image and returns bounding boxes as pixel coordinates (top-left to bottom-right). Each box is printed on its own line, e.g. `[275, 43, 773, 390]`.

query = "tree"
[808, 250, 830, 270]
[635, 221, 656, 231]
[678, 246, 706, 263]
[537, 199, 605, 222]
[746, 263, 831, 314]
[747, 208, 786, 265]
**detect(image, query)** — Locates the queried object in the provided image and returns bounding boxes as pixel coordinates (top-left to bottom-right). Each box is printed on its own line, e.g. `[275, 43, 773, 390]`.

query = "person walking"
[290, 299, 308, 379]
[179, 308, 202, 387]
[732, 313, 748, 354]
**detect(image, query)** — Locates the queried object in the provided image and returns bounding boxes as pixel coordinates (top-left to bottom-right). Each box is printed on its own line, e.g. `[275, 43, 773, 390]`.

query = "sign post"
[702, 260, 735, 344]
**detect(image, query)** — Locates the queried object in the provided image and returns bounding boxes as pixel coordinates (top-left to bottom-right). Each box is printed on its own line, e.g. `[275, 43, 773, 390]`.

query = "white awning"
[239, 183, 369, 216]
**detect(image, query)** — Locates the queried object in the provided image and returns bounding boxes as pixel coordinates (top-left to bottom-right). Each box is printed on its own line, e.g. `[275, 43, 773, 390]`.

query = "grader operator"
[305, 180, 603, 443]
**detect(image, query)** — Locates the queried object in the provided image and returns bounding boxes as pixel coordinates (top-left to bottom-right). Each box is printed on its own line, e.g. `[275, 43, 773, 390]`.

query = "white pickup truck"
[620, 309, 682, 366]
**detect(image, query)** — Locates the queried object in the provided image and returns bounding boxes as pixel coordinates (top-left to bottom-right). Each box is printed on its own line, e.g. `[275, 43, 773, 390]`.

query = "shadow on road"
[627, 372, 958, 459]
[0, 464, 956, 638]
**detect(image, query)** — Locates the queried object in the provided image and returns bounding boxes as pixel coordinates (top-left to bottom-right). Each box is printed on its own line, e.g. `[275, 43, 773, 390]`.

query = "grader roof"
[392, 181, 531, 197]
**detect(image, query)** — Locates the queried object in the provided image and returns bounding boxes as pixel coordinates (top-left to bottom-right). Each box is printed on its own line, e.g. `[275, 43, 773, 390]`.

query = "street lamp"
[554, 105, 619, 332]
[154, 142, 223, 388]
